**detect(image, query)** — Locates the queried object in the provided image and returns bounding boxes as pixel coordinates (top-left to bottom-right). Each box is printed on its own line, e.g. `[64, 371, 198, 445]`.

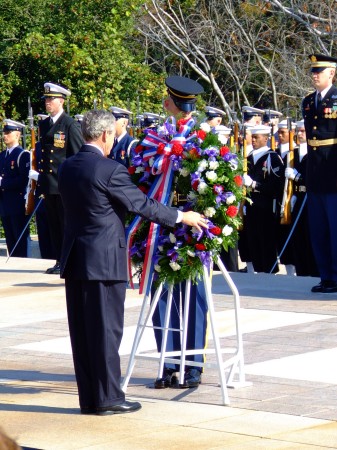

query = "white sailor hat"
[75, 114, 84, 122]
[296, 120, 305, 129]
[215, 125, 231, 135]
[205, 106, 226, 118]
[242, 106, 265, 120]
[37, 113, 49, 121]
[3, 119, 25, 132]
[278, 119, 296, 130]
[43, 82, 71, 99]
[250, 125, 271, 135]
[109, 107, 132, 119]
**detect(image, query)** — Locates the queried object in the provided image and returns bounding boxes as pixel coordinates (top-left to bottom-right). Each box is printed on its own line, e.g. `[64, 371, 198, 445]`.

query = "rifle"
[25, 97, 37, 215]
[280, 113, 294, 225]
[229, 111, 239, 152]
[238, 125, 247, 229]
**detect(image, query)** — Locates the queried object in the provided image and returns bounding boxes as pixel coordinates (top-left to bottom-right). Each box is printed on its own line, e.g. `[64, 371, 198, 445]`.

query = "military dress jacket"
[108, 132, 138, 167]
[302, 85, 337, 193]
[58, 145, 178, 281]
[0, 146, 30, 217]
[38, 112, 83, 195]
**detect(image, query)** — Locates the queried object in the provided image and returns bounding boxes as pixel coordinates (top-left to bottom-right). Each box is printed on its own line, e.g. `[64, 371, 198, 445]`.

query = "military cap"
[250, 125, 271, 135]
[263, 109, 283, 122]
[296, 119, 305, 129]
[143, 112, 161, 126]
[2, 119, 25, 132]
[309, 54, 337, 73]
[75, 114, 84, 122]
[215, 125, 231, 135]
[278, 119, 296, 130]
[43, 82, 71, 99]
[242, 106, 265, 120]
[165, 76, 204, 112]
[109, 107, 132, 120]
[205, 106, 226, 119]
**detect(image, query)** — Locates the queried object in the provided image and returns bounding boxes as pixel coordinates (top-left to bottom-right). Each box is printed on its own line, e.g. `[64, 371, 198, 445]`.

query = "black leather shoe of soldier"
[179, 368, 201, 389]
[154, 368, 177, 389]
[311, 281, 328, 293]
[322, 281, 337, 293]
[45, 262, 60, 274]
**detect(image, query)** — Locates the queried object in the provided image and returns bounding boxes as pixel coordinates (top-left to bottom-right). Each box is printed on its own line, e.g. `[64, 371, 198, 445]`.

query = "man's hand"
[285, 167, 299, 180]
[243, 174, 253, 187]
[29, 169, 39, 181]
[181, 211, 208, 232]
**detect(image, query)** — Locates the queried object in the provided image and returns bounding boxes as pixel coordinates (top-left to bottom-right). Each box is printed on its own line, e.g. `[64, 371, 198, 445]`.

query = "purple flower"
[132, 155, 143, 166]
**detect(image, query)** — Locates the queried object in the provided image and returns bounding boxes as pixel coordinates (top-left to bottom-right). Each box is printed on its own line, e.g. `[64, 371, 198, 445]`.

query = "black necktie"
[49, 117, 54, 128]
[5, 149, 9, 158]
[317, 92, 322, 108]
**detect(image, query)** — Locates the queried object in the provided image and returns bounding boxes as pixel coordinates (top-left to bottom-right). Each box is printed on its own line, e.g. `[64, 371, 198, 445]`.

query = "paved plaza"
[1, 253, 337, 449]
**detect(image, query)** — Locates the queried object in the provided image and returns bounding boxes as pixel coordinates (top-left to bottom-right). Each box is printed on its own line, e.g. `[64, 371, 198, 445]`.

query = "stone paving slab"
[1, 256, 337, 449]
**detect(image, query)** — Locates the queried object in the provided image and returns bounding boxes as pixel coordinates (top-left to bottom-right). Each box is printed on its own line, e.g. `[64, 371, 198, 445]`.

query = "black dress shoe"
[322, 281, 337, 293]
[179, 368, 201, 388]
[80, 407, 96, 415]
[311, 281, 326, 293]
[154, 368, 177, 389]
[96, 401, 141, 416]
[45, 262, 60, 274]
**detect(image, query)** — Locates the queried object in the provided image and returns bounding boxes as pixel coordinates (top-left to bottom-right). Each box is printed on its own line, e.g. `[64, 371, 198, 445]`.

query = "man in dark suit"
[0, 119, 30, 257]
[28, 82, 84, 274]
[302, 54, 337, 293]
[108, 107, 138, 167]
[58, 109, 207, 415]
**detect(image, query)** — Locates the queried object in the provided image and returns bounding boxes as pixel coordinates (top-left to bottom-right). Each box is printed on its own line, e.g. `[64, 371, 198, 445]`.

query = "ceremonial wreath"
[126, 116, 244, 294]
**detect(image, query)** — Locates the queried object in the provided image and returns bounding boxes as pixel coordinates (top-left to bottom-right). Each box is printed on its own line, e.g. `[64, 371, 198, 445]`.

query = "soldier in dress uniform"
[242, 106, 265, 126]
[242, 125, 284, 273]
[152, 76, 208, 390]
[204, 106, 226, 127]
[0, 119, 30, 257]
[284, 120, 318, 276]
[108, 107, 139, 167]
[28, 82, 84, 273]
[276, 119, 297, 275]
[302, 54, 337, 293]
[142, 112, 161, 129]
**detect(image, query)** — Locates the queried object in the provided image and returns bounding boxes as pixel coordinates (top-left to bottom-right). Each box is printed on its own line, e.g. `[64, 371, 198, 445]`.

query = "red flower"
[138, 185, 148, 194]
[226, 205, 238, 218]
[189, 148, 200, 158]
[210, 226, 222, 236]
[171, 142, 184, 156]
[177, 118, 190, 127]
[195, 243, 206, 251]
[220, 146, 230, 156]
[192, 180, 199, 191]
[128, 166, 136, 175]
[233, 175, 243, 187]
[197, 130, 207, 140]
[157, 143, 165, 154]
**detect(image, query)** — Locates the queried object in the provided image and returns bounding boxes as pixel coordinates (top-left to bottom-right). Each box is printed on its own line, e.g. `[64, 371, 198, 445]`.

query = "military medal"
[54, 132, 66, 148]
[121, 150, 126, 160]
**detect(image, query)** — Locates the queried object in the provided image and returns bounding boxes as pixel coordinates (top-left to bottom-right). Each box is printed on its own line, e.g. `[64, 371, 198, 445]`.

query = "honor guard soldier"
[108, 107, 139, 167]
[284, 120, 318, 276]
[302, 54, 337, 293]
[242, 125, 284, 273]
[0, 119, 30, 257]
[276, 119, 297, 275]
[28, 82, 84, 273]
[242, 106, 265, 126]
[142, 112, 161, 129]
[204, 106, 226, 127]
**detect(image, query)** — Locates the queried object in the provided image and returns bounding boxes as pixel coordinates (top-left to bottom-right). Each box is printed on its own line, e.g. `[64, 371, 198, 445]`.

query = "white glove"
[290, 195, 297, 212]
[285, 167, 299, 180]
[29, 169, 39, 181]
[0, 176, 2, 186]
[243, 174, 253, 187]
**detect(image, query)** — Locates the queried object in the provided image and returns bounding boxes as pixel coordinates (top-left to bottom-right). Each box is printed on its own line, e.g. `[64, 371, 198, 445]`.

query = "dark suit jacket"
[38, 112, 83, 194]
[302, 85, 337, 193]
[58, 144, 178, 281]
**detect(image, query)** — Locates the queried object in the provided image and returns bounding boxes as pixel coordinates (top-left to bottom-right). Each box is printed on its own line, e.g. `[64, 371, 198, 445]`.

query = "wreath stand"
[121, 256, 250, 405]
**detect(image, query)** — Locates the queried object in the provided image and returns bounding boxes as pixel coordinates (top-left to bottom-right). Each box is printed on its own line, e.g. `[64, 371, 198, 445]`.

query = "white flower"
[222, 225, 233, 236]
[180, 167, 190, 177]
[226, 194, 236, 205]
[197, 159, 208, 172]
[169, 233, 177, 243]
[204, 207, 216, 217]
[187, 191, 197, 201]
[215, 237, 223, 244]
[135, 166, 144, 173]
[169, 261, 181, 271]
[187, 249, 196, 257]
[200, 122, 211, 133]
[217, 134, 228, 145]
[197, 181, 208, 194]
[154, 264, 161, 272]
[158, 245, 164, 252]
[208, 160, 219, 170]
[229, 159, 238, 170]
[206, 170, 217, 182]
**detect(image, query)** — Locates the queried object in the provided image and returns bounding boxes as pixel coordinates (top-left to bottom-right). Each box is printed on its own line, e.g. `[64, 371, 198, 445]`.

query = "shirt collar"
[317, 84, 332, 100]
[50, 109, 64, 124]
[251, 146, 270, 164]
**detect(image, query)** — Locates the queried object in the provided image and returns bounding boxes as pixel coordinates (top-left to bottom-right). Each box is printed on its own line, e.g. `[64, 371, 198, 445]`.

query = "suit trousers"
[65, 278, 126, 409]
